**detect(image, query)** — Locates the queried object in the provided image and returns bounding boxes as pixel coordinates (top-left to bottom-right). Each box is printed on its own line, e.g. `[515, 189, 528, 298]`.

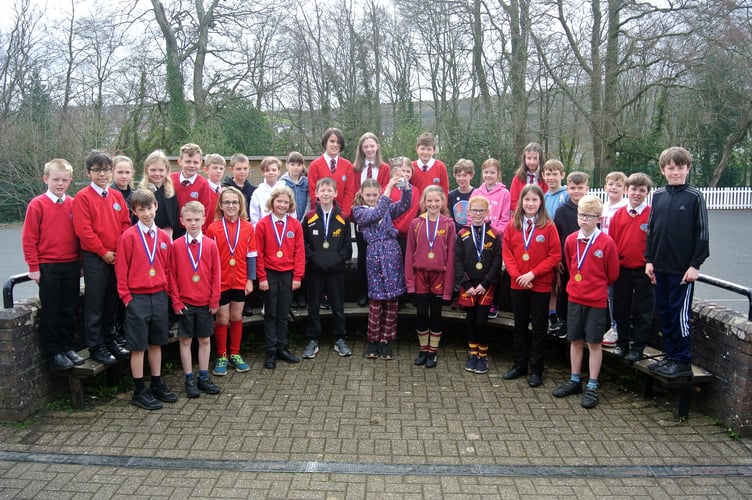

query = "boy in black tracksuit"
[302, 178, 353, 358]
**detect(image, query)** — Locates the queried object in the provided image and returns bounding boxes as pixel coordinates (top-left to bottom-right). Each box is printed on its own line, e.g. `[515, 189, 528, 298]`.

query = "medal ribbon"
[139, 227, 158, 268]
[274, 215, 288, 251]
[185, 237, 202, 274]
[322, 209, 331, 242]
[425, 214, 439, 253]
[222, 217, 240, 259]
[522, 218, 535, 253]
[471, 223, 485, 263]
[576, 230, 600, 273]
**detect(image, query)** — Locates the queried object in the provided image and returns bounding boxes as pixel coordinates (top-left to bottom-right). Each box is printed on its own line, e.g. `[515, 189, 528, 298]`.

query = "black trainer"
[185, 378, 200, 398]
[198, 377, 221, 395]
[552, 379, 582, 398]
[581, 387, 599, 409]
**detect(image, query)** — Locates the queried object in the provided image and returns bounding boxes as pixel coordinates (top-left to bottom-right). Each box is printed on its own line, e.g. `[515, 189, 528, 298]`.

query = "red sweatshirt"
[405, 213, 456, 300]
[169, 234, 221, 310]
[390, 184, 421, 236]
[609, 204, 651, 269]
[308, 155, 356, 217]
[503, 220, 561, 293]
[23, 194, 79, 271]
[171, 172, 214, 232]
[564, 229, 620, 308]
[73, 185, 131, 256]
[115, 224, 171, 305]
[206, 217, 258, 291]
[411, 159, 449, 197]
[509, 174, 548, 211]
[255, 214, 305, 282]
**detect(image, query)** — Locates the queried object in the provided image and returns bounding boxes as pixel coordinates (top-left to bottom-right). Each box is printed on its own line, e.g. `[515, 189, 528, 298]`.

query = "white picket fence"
[589, 187, 752, 210]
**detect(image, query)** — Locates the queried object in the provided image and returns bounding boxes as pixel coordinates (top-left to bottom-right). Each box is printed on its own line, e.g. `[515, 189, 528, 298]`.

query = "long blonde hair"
[512, 184, 550, 230]
[139, 150, 175, 198]
[419, 185, 450, 216]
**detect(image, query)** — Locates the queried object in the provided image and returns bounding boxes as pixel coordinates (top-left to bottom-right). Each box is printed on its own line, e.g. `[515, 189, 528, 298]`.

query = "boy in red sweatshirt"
[171, 143, 214, 234]
[22, 158, 83, 370]
[73, 150, 131, 366]
[609, 173, 654, 362]
[170, 201, 222, 398]
[115, 189, 176, 410]
[552, 194, 619, 409]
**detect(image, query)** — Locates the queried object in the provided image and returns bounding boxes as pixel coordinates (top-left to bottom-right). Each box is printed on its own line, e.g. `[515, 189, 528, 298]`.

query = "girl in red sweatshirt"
[502, 184, 561, 388]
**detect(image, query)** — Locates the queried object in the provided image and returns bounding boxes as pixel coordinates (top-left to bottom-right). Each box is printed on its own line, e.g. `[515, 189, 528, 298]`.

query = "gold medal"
[276, 250, 284, 258]
[322, 241, 330, 249]
[229, 258, 236, 266]
[522, 253, 530, 261]
[149, 268, 156, 277]
[192, 274, 200, 283]
[574, 273, 582, 282]
[427, 251, 435, 259]
[475, 262, 483, 270]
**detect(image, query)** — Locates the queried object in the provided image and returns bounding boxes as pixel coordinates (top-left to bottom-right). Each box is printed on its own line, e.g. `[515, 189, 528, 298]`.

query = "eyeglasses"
[577, 213, 600, 221]
[90, 167, 112, 173]
[469, 209, 487, 214]
[222, 201, 240, 206]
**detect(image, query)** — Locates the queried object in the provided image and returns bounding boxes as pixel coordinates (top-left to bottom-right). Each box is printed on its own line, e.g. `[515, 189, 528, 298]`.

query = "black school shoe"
[552, 379, 582, 398]
[185, 378, 200, 398]
[581, 387, 599, 409]
[64, 350, 85, 365]
[51, 353, 74, 370]
[150, 382, 178, 403]
[132, 388, 162, 410]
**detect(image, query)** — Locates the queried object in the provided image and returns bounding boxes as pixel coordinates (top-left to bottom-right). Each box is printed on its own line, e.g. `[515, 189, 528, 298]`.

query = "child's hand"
[683, 266, 699, 283]
[516, 271, 535, 288]
[556, 262, 564, 273]
[259, 280, 269, 291]
[102, 251, 116, 264]
[28, 271, 41, 283]
[209, 307, 218, 314]
[645, 263, 656, 284]
[292, 280, 301, 290]
[174, 307, 185, 316]
[245, 279, 254, 295]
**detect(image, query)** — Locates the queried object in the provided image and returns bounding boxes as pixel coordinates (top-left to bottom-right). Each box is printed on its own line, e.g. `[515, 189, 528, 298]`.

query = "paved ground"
[2, 328, 752, 498]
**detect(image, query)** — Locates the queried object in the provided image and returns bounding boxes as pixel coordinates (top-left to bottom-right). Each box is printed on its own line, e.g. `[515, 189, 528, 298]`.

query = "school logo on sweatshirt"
[536, 235, 545, 243]
[113, 203, 122, 211]
[640, 223, 648, 232]
[594, 249, 603, 258]
[190, 191, 199, 199]
[286, 231, 295, 238]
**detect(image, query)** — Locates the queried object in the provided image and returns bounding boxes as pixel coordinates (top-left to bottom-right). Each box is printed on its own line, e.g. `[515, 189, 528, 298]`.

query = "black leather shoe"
[243, 305, 254, 317]
[647, 358, 670, 372]
[357, 294, 368, 307]
[150, 382, 177, 403]
[277, 349, 300, 364]
[106, 340, 130, 359]
[52, 353, 74, 370]
[185, 378, 200, 398]
[503, 365, 527, 380]
[131, 388, 162, 410]
[264, 354, 277, 369]
[528, 373, 543, 388]
[63, 350, 85, 366]
[114, 335, 127, 348]
[90, 345, 117, 366]
[613, 345, 628, 358]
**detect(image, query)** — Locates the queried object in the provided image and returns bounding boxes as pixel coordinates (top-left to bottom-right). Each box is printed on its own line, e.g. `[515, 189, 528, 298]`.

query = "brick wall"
[0, 302, 65, 421]
[690, 299, 752, 435]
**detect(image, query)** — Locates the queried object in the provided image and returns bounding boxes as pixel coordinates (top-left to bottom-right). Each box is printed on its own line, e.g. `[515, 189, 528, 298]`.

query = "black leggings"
[415, 293, 443, 332]
[465, 305, 490, 345]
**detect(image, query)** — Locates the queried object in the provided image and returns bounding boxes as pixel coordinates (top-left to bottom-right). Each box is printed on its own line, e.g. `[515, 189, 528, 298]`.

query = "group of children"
[23, 128, 708, 412]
